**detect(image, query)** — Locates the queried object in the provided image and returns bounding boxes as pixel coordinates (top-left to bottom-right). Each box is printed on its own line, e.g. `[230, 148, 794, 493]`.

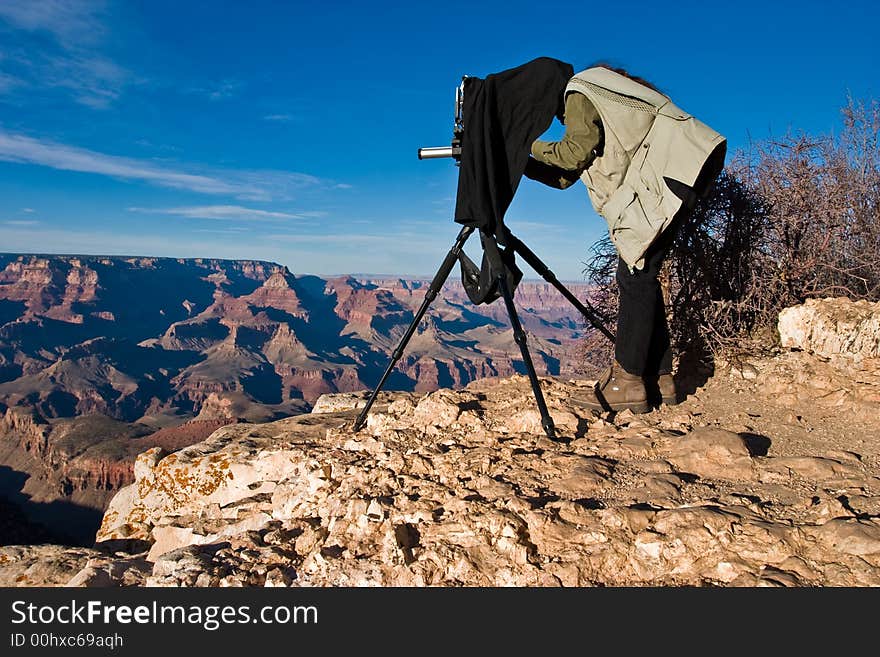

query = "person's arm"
[523, 157, 582, 189]
[531, 92, 602, 174]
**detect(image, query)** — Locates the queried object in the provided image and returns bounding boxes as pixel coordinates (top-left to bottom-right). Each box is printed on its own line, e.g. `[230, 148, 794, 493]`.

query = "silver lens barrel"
[418, 146, 454, 159]
[417, 146, 461, 160]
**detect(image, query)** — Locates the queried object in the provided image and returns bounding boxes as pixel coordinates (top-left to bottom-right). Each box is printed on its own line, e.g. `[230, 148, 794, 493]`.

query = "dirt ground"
[665, 350, 879, 464]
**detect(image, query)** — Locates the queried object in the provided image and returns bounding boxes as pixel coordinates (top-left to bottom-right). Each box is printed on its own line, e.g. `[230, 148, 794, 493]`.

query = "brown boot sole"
[571, 398, 651, 414]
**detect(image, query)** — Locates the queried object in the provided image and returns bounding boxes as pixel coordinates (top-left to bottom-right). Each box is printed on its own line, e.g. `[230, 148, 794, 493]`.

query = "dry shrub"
[574, 239, 619, 376]
[740, 97, 880, 301]
[580, 96, 880, 369]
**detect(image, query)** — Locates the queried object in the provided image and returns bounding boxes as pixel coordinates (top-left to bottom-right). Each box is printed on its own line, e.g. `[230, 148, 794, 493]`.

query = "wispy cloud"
[42, 51, 128, 108]
[187, 79, 243, 102]
[133, 139, 180, 153]
[209, 80, 241, 101]
[0, 71, 23, 93]
[0, 0, 106, 46]
[263, 114, 294, 122]
[192, 227, 252, 234]
[128, 205, 307, 221]
[506, 219, 567, 233]
[266, 233, 389, 245]
[4, 219, 39, 226]
[0, 0, 128, 108]
[230, 170, 325, 202]
[22, 207, 36, 213]
[0, 130, 259, 195]
[0, 130, 334, 200]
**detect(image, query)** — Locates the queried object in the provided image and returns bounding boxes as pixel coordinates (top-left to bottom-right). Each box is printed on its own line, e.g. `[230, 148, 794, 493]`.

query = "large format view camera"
[416, 76, 466, 162]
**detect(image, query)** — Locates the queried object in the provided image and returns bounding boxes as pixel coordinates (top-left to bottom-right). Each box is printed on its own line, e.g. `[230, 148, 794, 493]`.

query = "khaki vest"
[567, 68, 726, 269]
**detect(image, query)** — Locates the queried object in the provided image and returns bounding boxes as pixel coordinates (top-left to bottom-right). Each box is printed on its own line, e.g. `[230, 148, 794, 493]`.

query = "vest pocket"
[637, 142, 664, 211]
[601, 185, 636, 230]
[602, 184, 662, 268]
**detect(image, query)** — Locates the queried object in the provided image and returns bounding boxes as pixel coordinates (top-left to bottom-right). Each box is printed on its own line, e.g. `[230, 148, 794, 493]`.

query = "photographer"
[525, 64, 725, 413]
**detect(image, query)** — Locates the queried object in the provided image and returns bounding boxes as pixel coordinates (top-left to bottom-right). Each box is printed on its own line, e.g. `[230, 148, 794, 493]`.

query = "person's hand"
[524, 156, 580, 190]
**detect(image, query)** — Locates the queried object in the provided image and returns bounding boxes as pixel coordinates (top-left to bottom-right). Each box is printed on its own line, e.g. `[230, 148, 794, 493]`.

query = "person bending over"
[525, 63, 725, 413]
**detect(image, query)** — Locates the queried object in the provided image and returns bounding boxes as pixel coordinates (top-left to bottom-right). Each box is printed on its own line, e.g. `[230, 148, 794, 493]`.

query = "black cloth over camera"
[454, 56, 574, 234]
[453, 57, 573, 304]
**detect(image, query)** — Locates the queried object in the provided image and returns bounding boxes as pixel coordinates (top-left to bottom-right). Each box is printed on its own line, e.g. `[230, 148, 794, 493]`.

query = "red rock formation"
[1, 254, 593, 543]
[0, 406, 50, 456]
[243, 271, 307, 318]
[132, 418, 235, 453]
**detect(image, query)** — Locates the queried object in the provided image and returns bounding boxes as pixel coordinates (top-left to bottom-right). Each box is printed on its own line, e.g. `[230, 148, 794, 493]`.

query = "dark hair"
[589, 62, 662, 94]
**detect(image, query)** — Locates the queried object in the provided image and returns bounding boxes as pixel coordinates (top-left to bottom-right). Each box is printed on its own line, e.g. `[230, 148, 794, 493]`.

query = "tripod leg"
[495, 272, 558, 441]
[507, 232, 615, 343]
[353, 226, 475, 431]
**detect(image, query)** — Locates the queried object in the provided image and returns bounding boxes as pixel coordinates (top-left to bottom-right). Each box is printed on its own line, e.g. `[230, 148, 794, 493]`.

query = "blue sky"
[0, 0, 876, 281]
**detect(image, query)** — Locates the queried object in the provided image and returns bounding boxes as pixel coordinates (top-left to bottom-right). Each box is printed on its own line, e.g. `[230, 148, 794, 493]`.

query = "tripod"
[352, 224, 614, 440]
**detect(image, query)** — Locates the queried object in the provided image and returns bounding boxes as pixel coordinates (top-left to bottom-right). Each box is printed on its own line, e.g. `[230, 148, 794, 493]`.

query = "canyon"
[0, 254, 593, 544]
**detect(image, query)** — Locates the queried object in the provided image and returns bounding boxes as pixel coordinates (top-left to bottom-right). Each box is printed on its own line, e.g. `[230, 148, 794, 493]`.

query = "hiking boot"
[658, 373, 677, 405]
[644, 372, 679, 407]
[573, 360, 650, 413]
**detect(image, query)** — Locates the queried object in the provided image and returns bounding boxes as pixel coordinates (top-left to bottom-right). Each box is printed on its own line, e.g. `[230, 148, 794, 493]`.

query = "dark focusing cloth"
[454, 57, 574, 235]
[453, 57, 573, 305]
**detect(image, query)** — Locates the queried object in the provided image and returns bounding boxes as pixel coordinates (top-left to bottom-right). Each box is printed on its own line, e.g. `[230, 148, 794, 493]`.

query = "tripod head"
[417, 76, 467, 163]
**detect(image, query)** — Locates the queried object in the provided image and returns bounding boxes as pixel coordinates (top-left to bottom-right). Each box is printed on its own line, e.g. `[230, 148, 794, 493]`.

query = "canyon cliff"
[0, 254, 592, 543]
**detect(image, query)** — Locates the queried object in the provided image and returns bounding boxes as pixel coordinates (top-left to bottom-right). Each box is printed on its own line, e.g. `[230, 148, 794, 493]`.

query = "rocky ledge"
[1, 298, 879, 587]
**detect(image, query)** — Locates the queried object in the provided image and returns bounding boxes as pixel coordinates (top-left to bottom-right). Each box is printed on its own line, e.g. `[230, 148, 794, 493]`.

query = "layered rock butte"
[1, 297, 878, 587]
[0, 254, 590, 543]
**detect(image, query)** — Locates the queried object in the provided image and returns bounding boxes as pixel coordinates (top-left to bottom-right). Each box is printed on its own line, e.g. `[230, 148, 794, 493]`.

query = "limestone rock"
[71, 371, 880, 586]
[0, 546, 97, 586]
[0, 545, 150, 587]
[311, 392, 369, 414]
[666, 427, 756, 480]
[778, 297, 880, 359]
[66, 555, 152, 587]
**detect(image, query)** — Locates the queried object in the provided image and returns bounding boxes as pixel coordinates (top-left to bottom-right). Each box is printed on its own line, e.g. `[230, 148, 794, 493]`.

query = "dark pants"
[614, 219, 681, 377]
